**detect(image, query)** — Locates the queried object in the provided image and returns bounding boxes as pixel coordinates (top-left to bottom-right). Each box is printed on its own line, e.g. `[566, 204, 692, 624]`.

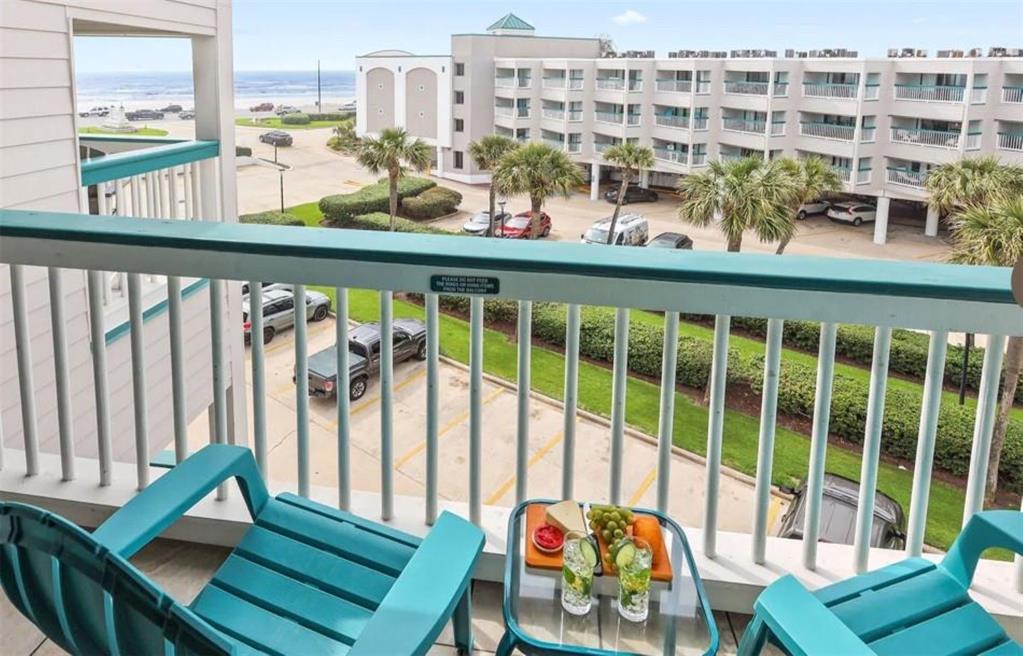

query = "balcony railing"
[517, 78, 532, 89]
[773, 82, 789, 97]
[833, 166, 852, 182]
[723, 80, 769, 95]
[890, 126, 961, 149]
[856, 168, 872, 184]
[802, 82, 858, 99]
[886, 166, 928, 187]
[965, 132, 982, 150]
[691, 152, 707, 166]
[970, 87, 987, 103]
[628, 80, 643, 92]
[567, 141, 582, 153]
[516, 108, 530, 119]
[894, 84, 965, 103]
[593, 141, 615, 153]
[861, 127, 876, 143]
[567, 110, 583, 122]
[542, 138, 565, 150]
[998, 132, 1023, 151]
[595, 78, 625, 91]
[495, 77, 516, 88]
[541, 108, 565, 120]
[653, 147, 688, 164]
[542, 77, 566, 89]
[594, 111, 623, 124]
[770, 121, 785, 136]
[3, 209, 1020, 622]
[799, 122, 856, 141]
[568, 78, 584, 90]
[655, 79, 692, 93]
[495, 105, 514, 117]
[626, 114, 641, 126]
[722, 117, 766, 133]
[654, 114, 690, 129]
[1002, 86, 1023, 104]
[863, 84, 880, 100]
[693, 117, 709, 131]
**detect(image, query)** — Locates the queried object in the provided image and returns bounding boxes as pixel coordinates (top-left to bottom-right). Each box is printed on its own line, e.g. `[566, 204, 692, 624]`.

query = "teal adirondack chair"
[0, 444, 485, 655]
[738, 510, 1023, 656]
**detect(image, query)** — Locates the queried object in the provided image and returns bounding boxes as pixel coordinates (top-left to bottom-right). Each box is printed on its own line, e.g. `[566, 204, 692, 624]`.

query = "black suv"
[125, 109, 165, 121]
[259, 130, 293, 147]
[604, 185, 659, 205]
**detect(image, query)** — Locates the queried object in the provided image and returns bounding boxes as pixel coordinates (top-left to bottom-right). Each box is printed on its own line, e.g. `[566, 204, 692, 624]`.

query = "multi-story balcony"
[856, 167, 872, 184]
[693, 116, 709, 131]
[691, 151, 708, 166]
[723, 80, 769, 95]
[593, 140, 617, 154]
[567, 109, 583, 122]
[833, 166, 853, 182]
[861, 127, 877, 142]
[542, 76, 566, 89]
[594, 111, 623, 124]
[595, 78, 625, 91]
[628, 79, 643, 92]
[890, 126, 961, 149]
[541, 108, 565, 120]
[802, 82, 859, 99]
[654, 114, 690, 129]
[773, 82, 789, 97]
[566, 140, 582, 153]
[722, 117, 766, 134]
[886, 166, 929, 187]
[542, 137, 565, 150]
[799, 122, 856, 141]
[998, 131, 1023, 152]
[1003, 86, 1023, 104]
[626, 113, 641, 126]
[567, 78, 584, 90]
[893, 84, 965, 103]
[864, 83, 881, 100]
[655, 79, 692, 93]
[494, 104, 514, 117]
[495, 76, 516, 89]
[770, 121, 785, 136]
[653, 146, 688, 164]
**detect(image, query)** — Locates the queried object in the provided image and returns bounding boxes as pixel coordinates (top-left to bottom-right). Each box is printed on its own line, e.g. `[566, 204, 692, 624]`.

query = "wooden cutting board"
[523, 503, 672, 582]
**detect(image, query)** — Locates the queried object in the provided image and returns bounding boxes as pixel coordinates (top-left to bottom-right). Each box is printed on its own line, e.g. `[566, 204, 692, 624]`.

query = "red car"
[499, 211, 552, 239]
[249, 102, 274, 112]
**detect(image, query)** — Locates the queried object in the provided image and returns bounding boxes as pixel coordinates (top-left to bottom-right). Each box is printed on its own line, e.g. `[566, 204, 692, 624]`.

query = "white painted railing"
[628, 80, 643, 92]
[593, 142, 615, 153]
[833, 166, 852, 182]
[1003, 87, 1023, 104]
[541, 108, 565, 120]
[886, 167, 928, 187]
[596, 78, 625, 91]
[568, 78, 584, 90]
[864, 84, 880, 100]
[693, 117, 709, 131]
[542, 78, 566, 89]
[495, 77, 516, 88]
[653, 147, 688, 164]
[494, 105, 514, 117]
[890, 127, 961, 149]
[594, 111, 623, 124]
[800, 122, 855, 141]
[965, 133, 982, 150]
[894, 84, 965, 102]
[971, 87, 987, 104]
[724, 80, 769, 95]
[691, 152, 708, 166]
[626, 114, 641, 126]
[517, 78, 532, 89]
[655, 114, 690, 129]
[770, 122, 785, 136]
[998, 132, 1023, 152]
[542, 138, 565, 150]
[567, 142, 582, 153]
[567, 110, 583, 122]
[802, 82, 859, 99]
[3, 209, 1021, 616]
[861, 127, 876, 143]
[722, 117, 766, 133]
[773, 82, 789, 97]
[695, 81, 711, 94]
[856, 168, 872, 184]
[656, 79, 692, 93]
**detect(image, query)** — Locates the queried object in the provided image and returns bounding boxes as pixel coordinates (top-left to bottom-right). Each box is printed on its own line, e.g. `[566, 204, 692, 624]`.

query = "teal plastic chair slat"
[1, 444, 486, 656]
[738, 510, 1023, 656]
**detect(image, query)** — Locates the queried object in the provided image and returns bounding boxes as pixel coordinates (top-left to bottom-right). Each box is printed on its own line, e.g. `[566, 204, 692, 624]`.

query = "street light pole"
[317, 59, 322, 110]
[498, 199, 507, 238]
[279, 169, 285, 213]
[274, 144, 278, 165]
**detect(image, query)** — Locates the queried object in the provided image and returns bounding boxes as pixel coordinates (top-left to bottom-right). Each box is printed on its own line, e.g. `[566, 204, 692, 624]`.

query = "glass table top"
[506, 502, 717, 655]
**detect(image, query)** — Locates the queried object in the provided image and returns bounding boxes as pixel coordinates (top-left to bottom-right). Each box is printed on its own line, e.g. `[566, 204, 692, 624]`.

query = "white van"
[581, 214, 649, 246]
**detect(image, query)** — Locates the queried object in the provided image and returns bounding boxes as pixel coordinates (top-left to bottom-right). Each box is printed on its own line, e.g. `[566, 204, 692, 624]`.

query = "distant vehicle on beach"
[338, 100, 357, 112]
[125, 109, 165, 121]
[259, 130, 293, 147]
[159, 104, 183, 113]
[79, 106, 111, 117]
[275, 105, 300, 115]
[250, 102, 274, 112]
[178, 110, 196, 120]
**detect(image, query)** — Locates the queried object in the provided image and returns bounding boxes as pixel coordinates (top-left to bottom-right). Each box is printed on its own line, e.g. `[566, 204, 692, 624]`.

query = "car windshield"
[584, 227, 610, 242]
[469, 213, 491, 224]
[648, 236, 676, 248]
[505, 217, 530, 229]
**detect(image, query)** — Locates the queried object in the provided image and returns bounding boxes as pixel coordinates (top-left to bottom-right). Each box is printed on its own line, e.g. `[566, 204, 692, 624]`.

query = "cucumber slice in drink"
[580, 540, 598, 568]
[615, 542, 637, 570]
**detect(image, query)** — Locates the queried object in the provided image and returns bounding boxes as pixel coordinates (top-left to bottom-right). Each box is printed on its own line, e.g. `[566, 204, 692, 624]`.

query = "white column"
[925, 204, 940, 237]
[873, 195, 890, 245]
[639, 170, 650, 188]
[590, 162, 601, 200]
[435, 145, 445, 177]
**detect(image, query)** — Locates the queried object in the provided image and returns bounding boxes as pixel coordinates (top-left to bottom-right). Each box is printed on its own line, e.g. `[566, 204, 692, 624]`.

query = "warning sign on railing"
[429, 275, 500, 295]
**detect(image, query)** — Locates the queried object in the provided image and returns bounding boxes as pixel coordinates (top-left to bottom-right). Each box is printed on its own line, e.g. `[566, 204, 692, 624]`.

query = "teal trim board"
[104, 278, 209, 345]
[0, 209, 1016, 305]
[80, 140, 219, 186]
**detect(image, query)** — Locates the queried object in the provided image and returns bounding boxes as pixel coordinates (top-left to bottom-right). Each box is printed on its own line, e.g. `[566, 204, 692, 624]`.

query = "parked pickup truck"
[302, 319, 428, 400]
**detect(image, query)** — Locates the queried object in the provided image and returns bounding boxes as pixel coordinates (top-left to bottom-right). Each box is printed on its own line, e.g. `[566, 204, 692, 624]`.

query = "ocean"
[75, 70, 356, 113]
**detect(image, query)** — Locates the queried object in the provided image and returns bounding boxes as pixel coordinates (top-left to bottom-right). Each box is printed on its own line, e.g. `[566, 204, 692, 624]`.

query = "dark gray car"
[777, 473, 906, 549]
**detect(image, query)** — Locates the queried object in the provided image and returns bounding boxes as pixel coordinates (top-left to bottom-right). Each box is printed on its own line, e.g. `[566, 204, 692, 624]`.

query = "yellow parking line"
[484, 430, 564, 506]
[343, 367, 427, 422]
[262, 322, 334, 357]
[627, 465, 659, 507]
[393, 386, 506, 470]
[766, 495, 784, 529]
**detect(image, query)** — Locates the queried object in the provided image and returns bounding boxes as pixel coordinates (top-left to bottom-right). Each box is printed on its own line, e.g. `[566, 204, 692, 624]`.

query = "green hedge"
[319, 177, 437, 222]
[282, 112, 311, 125]
[308, 112, 354, 121]
[401, 186, 463, 220]
[333, 212, 454, 235]
[684, 315, 1022, 404]
[239, 210, 304, 227]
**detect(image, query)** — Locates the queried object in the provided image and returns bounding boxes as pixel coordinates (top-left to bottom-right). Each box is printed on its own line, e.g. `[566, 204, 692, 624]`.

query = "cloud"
[612, 9, 647, 26]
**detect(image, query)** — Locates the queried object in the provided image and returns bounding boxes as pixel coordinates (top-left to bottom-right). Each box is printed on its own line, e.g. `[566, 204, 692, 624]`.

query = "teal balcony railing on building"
[890, 126, 961, 149]
[2, 209, 1020, 592]
[542, 137, 565, 150]
[568, 78, 584, 90]
[593, 141, 616, 153]
[799, 122, 856, 141]
[724, 80, 769, 95]
[494, 105, 514, 117]
[802, 82, 859, 99]
[722, 117, 766, 133]
[886, 166, 929, 187]
[894, 83, 965, 103]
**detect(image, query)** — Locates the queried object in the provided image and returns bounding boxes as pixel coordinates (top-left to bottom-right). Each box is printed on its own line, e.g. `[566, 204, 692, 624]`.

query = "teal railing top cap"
[80, 140, 219, 186]
[0, 209, 1015, 305]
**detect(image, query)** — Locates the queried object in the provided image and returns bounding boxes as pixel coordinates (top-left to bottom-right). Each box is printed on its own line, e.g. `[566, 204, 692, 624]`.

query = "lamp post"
[497, 199, 508, 238]
[279, 168, 285, 213]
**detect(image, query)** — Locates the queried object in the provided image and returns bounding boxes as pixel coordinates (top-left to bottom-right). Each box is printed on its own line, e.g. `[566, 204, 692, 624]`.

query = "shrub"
[235, 146, 253, 157]
[319, 177, 437, 222]
[282, 112, 311, 125]
[307, 112, 354, 121]
[333, 211, 453, 235]
[239, 211, 304, 227]
[401, 186, 462, 220]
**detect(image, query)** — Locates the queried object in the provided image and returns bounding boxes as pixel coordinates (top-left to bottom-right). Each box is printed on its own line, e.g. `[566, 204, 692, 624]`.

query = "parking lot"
[189, 316, 787, 533]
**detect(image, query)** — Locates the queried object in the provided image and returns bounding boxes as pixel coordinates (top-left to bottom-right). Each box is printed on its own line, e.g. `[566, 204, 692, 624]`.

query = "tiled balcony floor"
[2, 538, 758, 655]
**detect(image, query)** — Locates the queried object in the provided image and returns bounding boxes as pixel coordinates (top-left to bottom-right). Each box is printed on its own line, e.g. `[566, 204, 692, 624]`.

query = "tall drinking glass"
[561, 532, 597, 615]
[615, 537, 652, 622]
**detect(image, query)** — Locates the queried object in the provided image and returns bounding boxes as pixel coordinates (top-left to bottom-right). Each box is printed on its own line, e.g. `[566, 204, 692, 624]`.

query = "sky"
[73, 0, 1023, 73]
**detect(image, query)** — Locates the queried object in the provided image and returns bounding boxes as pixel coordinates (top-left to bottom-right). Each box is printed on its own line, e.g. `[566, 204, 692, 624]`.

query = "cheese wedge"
[545, 500, 586, 534]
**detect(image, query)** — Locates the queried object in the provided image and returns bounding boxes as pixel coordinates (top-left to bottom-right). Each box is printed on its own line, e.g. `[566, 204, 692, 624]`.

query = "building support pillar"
[925, 204, 940, 237]
[639, 170, 650, 188]
[873, 196, 891, 246]
[590, 162, 601, 201]
[435, 145, 445, 177]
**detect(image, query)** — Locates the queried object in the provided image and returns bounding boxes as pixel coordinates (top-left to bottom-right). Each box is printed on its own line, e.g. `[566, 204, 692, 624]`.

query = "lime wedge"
[580, 540, 598, 568]
[615, 542, 636, 570]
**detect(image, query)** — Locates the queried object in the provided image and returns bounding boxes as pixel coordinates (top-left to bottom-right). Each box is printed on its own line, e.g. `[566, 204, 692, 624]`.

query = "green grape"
[614, 528, 624, 538]
[606, 520, 617, 531]
[602, 529, 612, 541]
[611, 511, 622, 522]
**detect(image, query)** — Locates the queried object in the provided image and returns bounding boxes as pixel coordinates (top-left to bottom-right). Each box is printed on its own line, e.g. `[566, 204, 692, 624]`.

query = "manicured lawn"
[235, 117, 345, 130]
[288, 202, 324, 227]
[79, 126, 168, 136]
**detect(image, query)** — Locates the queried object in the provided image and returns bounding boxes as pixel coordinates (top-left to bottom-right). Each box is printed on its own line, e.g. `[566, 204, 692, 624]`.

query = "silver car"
[827, 201, 877, 226]
[797, 199, 831, 219]
[462, 210, 511, 236]
[243, 285, 331, 345]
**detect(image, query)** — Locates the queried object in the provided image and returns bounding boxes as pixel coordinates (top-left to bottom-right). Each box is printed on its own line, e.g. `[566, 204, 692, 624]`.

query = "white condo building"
[356, 13, 1023, 244]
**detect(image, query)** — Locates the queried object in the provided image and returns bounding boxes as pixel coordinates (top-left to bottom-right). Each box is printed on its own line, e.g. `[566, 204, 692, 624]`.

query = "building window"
[454, 118, 464, 132]
[455, 91, 465, 104]
[454, 151, 464, 169]
[455, 63, 465, 76]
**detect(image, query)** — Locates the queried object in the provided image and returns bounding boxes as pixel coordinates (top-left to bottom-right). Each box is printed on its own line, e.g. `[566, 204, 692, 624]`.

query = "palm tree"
[602, 143, 655, 245]
[355, 127, 432, 231]
[677, 156, 799, 252]
[492, 142, 584, 239]
[774, 157, 843, 254]
[925, 156, 1023, 217]
[468, 135, 519, 236]
[947, 195, 1023, 501]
